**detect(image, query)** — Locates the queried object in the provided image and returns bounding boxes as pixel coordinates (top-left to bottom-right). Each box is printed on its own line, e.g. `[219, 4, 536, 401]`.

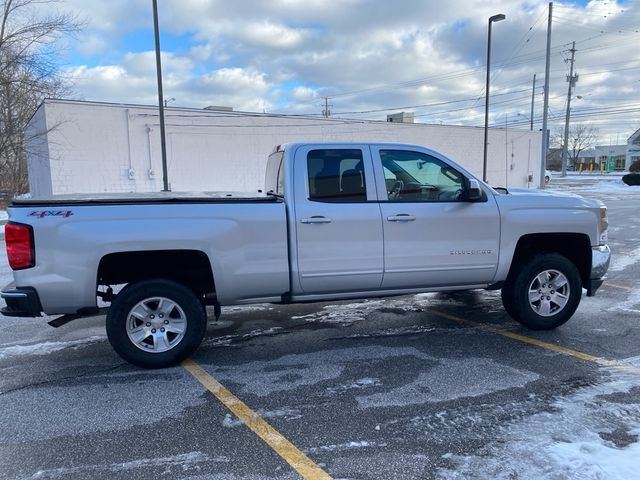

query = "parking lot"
[1, 176, 639, 480]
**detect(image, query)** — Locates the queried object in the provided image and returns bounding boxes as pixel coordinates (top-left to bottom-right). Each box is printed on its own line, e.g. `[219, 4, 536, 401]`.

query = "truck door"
[293, 145, 384, 294]
[371, 146, 500, 289]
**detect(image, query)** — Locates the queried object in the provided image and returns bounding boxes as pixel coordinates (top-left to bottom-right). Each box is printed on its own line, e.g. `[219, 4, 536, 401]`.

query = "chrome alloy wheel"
[528, 269, 570, 317]
[126, 297, 187, 352]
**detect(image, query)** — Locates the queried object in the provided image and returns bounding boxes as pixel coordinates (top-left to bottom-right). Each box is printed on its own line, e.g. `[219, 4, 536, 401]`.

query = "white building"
[25, 99, 543, 196]
[577, 144, 628, 171]
[627, 128, 640, 169]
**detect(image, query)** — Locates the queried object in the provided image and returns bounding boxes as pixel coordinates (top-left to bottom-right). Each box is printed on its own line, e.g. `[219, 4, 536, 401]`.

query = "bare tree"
[0, 0, 80, 196]
[551, 124, 599, 168]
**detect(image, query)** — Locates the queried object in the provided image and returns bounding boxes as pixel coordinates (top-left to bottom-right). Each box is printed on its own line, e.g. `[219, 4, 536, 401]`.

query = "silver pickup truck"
[1, 142, 611, 367]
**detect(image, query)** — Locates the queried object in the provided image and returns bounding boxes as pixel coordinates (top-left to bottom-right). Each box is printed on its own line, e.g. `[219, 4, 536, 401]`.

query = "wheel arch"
[506, 233, 591, 286]
[97, 250, 216, 302]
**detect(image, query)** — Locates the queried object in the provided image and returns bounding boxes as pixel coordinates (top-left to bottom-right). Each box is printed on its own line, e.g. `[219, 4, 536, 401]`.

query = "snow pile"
[438, 371, 640, 480]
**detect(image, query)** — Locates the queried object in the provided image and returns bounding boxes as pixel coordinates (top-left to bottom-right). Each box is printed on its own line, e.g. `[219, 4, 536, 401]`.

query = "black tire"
[500, 281, 518, 319]
[501, 253, 582, 330]
[106, 279, 206, 368]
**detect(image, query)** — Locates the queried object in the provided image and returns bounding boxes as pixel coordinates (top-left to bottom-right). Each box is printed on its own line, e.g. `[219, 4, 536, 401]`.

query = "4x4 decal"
[29, 210, 74, 218]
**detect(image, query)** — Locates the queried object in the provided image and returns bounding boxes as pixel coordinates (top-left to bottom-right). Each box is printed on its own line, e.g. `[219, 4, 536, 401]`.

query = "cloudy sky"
[49, 0, 640, 144]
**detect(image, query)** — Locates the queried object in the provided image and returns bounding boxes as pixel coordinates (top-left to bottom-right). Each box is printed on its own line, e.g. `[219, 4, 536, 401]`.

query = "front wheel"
[501, 253, 582, 330]
[106, 279, 207, 368]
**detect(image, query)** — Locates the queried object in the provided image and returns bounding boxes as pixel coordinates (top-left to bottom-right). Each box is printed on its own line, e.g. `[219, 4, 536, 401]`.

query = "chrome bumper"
[591, 245, 611, 279]
[586, 245, 610, 297]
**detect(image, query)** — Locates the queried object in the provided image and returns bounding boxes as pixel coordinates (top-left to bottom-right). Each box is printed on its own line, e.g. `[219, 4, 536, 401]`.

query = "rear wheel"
[501, 253, 582, 330]
[106, 279, 206, 368]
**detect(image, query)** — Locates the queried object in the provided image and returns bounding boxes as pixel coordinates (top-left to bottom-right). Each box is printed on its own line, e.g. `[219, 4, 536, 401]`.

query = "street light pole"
[152, 0, 170, 192]
[483, 13, 506, 183]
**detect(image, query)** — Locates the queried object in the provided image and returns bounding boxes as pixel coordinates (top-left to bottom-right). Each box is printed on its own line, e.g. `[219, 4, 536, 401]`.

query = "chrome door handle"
[387, 214, 416, 222]
[301, 216, 332, 224]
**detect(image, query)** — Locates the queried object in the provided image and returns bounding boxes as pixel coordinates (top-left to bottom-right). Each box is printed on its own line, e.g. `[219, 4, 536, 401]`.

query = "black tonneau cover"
[12, 191, 280, 207]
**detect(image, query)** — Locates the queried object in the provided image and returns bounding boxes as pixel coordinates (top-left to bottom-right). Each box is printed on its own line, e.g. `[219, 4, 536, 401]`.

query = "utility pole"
[322, 97, 331, 117]
[152, 0, 170, 191]
[530, 73, 536, 131]
[540, 2, 553, 188]
[561, 41, 578, 177]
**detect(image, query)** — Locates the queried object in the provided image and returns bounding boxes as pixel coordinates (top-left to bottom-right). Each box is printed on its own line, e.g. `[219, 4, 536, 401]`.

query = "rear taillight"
[5, 223, 35, 270]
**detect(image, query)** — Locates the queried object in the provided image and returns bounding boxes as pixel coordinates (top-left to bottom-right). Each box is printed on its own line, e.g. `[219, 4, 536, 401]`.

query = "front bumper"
[586, 245, 611, 297]
[0, 283, 43, 317]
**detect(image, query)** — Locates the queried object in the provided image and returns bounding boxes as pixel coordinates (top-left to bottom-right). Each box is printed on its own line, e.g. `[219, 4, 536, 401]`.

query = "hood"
[493, 187, 604, 209]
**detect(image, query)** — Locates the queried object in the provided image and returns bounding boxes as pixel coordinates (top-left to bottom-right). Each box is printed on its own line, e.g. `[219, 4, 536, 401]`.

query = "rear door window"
[307, 149, 367, 202]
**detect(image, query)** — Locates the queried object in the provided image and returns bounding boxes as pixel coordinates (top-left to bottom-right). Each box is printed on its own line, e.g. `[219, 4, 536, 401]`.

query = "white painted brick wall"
[26, 99, 542, 196]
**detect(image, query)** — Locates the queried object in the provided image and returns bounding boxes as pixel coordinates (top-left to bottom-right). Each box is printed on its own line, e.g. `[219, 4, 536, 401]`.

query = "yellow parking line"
[182, 359, 332, 480]
[430, 310, 640, 375]
[605, 282, 634, 292]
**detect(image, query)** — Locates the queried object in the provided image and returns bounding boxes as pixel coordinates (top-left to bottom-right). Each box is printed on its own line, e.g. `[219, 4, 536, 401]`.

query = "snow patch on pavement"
[437, 372, 640, 480]
[222, 304, 271, 313]
[305, 440, 386, 454]
[608, 248, 640, 272]
[343, 325, 436, 338]
[222, 407, 302, 428]
[0, 336, 106, 360]
[325, 377, 382, 395]
[292, 300, 386, 325]
[292, 297, 430, 326]
[202, 327, 287, 348]
[608, 287, 640, 315]
[581, 180, 635, 193]
[30, 451, 223, 478]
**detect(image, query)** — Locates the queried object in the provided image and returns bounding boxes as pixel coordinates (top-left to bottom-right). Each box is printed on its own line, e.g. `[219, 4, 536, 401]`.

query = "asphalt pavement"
[1, 176, 639, 480]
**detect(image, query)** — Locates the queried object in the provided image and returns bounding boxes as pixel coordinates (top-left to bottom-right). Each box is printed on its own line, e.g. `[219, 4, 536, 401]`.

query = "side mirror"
[467, 179, 483, 201]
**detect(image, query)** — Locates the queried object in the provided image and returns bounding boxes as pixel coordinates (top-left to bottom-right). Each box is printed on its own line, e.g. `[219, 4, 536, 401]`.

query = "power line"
[328, 87, 538, 116]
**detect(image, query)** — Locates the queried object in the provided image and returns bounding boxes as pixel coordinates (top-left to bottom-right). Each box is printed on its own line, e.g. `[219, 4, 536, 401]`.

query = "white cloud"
[54, 0, 640, 142]
[75, 34, 110, 56]
[239, 21, 308, 49]
[290, 85, 318, 101]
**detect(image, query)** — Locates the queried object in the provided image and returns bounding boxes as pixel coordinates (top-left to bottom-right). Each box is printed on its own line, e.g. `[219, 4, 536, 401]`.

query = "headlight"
[599, 206, 608, 244]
